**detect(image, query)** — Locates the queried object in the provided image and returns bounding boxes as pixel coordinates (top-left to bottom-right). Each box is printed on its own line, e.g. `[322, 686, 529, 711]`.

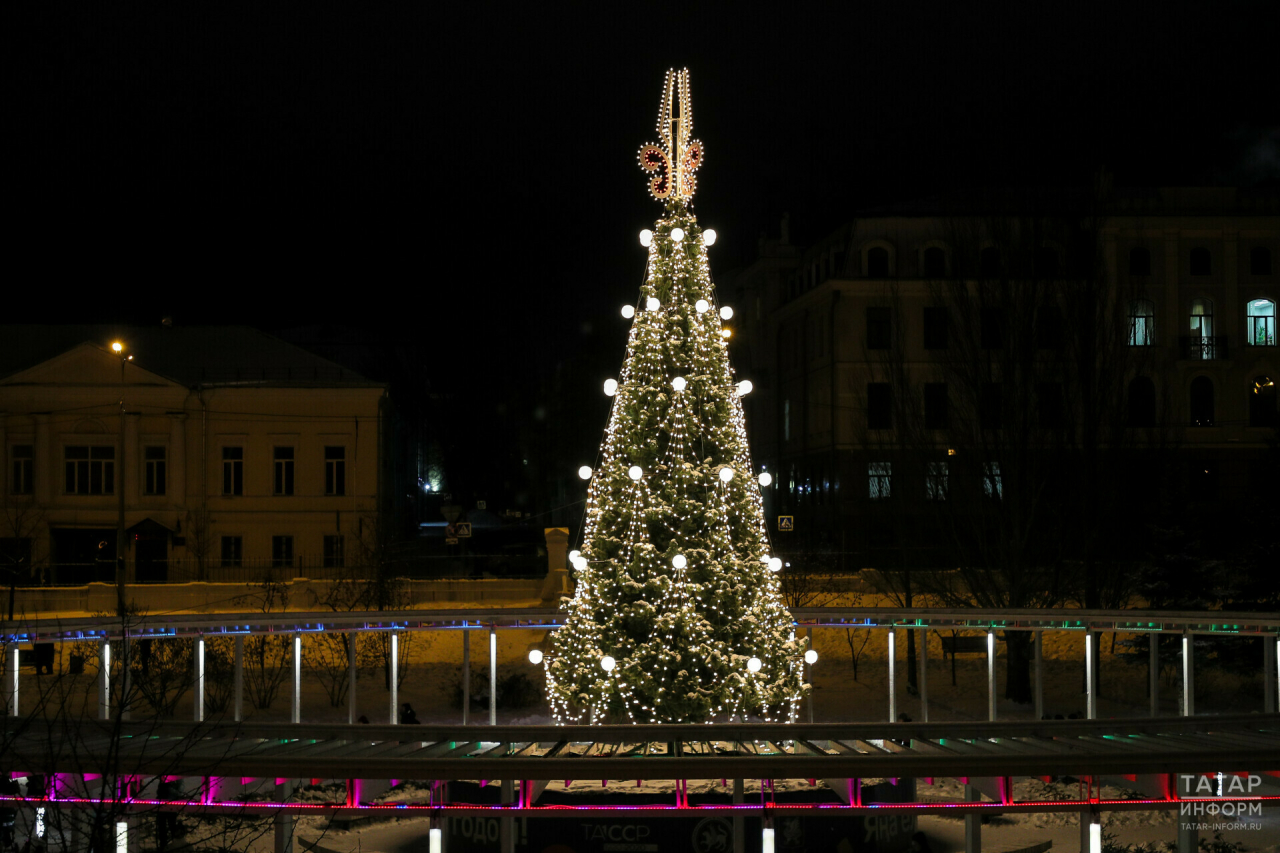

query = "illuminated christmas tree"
[546, 69, 809, 724]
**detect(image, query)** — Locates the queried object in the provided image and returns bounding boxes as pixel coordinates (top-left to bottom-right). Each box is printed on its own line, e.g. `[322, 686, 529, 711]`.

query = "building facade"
[727, 188, 1280, 575]
[0, 326, 386, 588]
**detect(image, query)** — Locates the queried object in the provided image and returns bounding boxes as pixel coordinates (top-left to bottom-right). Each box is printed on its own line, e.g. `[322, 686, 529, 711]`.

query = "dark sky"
[12, 3, 1278, 510]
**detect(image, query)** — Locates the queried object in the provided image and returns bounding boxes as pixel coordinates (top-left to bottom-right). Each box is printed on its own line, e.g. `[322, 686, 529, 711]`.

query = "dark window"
[222, 447, 243, 495]
[220, 536, 242, 568]
[867, 383, 892, 430]
[980, 246, 1001, 278]
[980, 383, 1003, 430]
[1129, 247, 1151, 276]
[325, 446, 346, 496]
[866, 307, 892, 350]
[981, 308, 1005, 349]
[271, 535, 294, 568]
[923, 247, 946, 278]
[1037, 305, 1064, 349]
[1036, 383, 1064, 428]
[1127, 377, 1156, 427]
[1190, 376, 1215, 427]
[64, 446, 114, 495]
[867, 247, 890, 277]
[1189, 247, 1211, 276]
[273, 446, 294, 496]
[1034, 246, 1059, 278]
[923, 307, 948, 350]
[144, 446, 166, 496]
[11, 445, 33, 495]
[1249, 376, 1277, 428]
[323, 534, 345, 568]
[924, 383, 949, 430]
[1251, 247, 1272, 276]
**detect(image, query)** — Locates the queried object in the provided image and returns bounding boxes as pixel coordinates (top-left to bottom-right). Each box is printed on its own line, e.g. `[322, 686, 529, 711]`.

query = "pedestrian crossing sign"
[777, 516, 794, 531]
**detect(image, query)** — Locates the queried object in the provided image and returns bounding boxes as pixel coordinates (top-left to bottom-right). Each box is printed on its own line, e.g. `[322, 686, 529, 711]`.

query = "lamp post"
[112, 342, 131, 618]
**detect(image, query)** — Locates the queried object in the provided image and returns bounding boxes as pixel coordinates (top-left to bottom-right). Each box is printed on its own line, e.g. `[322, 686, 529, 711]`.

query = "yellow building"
[0, 325, 386, 589]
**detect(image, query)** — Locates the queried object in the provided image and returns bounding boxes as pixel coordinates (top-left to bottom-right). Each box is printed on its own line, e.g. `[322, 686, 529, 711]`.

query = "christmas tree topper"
[638, 68, 704, 203]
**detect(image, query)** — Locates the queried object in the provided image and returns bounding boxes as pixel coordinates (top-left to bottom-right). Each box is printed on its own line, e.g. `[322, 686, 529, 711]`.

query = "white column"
[1033, 631, 1044, 720]
[347, 634, 358, 724]
[762, 823, 775, 853]
[1150, 633, 1160, 717]
[987, 629, 997, 722]
[99, 639, 111, 720]
[1181, 632, 1194, 717]
[1083, 808, 1101, 853]
[887, 627, 896, 722]
[115, 820, 128, 853]
[489, 625, 497, 726]
[4, 645, 17, 717]
[1264, 636, 1277, 714]
[462, 628, 471, 725]
[388, 632, 399, 724]
[805, 626, 814, 723]
[234, 635, 244, 722]
[193, 636, 205, 722]
[429, 826, 442, 853]
[291, 633, 302, 724]
[274, 779, 295, 853]
[918, 628, 929, 722]
[1085, 632, 1097, 720]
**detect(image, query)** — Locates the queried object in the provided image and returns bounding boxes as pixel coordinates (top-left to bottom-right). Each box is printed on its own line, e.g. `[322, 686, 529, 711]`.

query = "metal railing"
[1179, 334, 1228, 360]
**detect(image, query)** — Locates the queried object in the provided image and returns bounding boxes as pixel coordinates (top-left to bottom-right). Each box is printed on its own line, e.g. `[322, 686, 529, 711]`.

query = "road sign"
[456, 522, 472, 538]
[445, 537, 459, 545]
[777, 515, 794, 531]
[441, 504, 461, 523]
[477, 500, 487, 510]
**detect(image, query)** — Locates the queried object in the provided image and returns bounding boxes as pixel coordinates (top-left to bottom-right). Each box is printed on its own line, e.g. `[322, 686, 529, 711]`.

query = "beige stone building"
[0, 326, 385, 588]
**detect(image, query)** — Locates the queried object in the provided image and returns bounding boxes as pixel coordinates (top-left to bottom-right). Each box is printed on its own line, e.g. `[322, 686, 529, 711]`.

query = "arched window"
[1187, 298, 1215, 359]
[1251, 247, 1272, 276]
[1129, 247, 1151, 276]
[922, 246, 946, 278]
[1127, 377, 1156, 427]
[1190, 376, 1215, 427]
[1249, 376, 1277, 427]
[1128, 299, 1155, 346]
[1034, 246, 1059, 278]
[1246, 298, 1276, 346]
[867, 246, 890, 278]
[1190, 247, 1211, 276]
[980, 246, 1001, 278]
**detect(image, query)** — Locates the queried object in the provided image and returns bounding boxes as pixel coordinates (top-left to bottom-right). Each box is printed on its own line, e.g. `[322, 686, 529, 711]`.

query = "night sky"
[13, 3, 1278, 512]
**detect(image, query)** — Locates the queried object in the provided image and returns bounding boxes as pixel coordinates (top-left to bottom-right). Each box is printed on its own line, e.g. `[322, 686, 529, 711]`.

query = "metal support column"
[389, 632, 399, 724]
[1082, 807, 1101, 853]
[194, 636, 204, 722]
[462, 627, 471, 725]
[98, 638, 111, 721]
[1177, 819, 1197, 853]
[274, 779, 294, 853]
[347, 633, 357, 724]
[887, 627, 896, 722]
[987, 628, 997, 721]
[732, 779, 744, 853]
[1264, 636, 1277, 714]
[1181, 632, 1194, 717]
[1150, 633, 1160, 717]
[918, 628, 929, 722]
[501, 779, 514, 853]
[1033, 630, 1044, 720]
[234, 635, 244, 722]
[963, 784, 981, 853]
[4, 645, 16, 717]
[1086, 632, 1097, 720]
[291, 632, 302, 725]
[489, 624, 497, 726]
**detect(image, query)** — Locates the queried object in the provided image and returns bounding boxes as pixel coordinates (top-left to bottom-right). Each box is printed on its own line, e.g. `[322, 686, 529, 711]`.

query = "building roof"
[0, 325, 382, 388]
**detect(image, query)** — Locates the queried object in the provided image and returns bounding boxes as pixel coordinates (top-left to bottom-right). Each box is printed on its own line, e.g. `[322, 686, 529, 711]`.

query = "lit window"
[1246, 299, 1275, 346]
[926, 462, 948, 501]
[983, 462, 1002, 499]
[1186, 298, 1215, 359]
[1128, 299, 1155, 346]
[868, 463, 891, 500]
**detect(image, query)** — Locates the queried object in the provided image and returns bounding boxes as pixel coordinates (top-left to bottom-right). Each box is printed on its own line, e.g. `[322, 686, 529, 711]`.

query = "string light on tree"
[547, 67, 808, 726]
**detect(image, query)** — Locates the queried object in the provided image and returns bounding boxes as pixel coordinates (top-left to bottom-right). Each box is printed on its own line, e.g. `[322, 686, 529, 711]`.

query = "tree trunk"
[1004, 631, 1033, 704]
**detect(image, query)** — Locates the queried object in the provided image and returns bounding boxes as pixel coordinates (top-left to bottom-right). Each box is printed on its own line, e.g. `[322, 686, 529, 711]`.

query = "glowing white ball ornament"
[672, 554, 687, 569]
[720, 306, 734, 320]
[804, 649, 819, 665]
[529, 649, 544, 665]
[768, 557, 783, 572]
[646, 297, 660, 311]
[702, 229, 717, 246]
[578, 466, 593, 480]
[737, 380, 753, 396]
[640, 229, 653, 247]
[719, 467, 734, 483]
[628, 465, 643, 481]
[569, 549, 580, 562]
[603, 379, 618, 397]
[621, 304, 635, 319]
[573, 556, 588, 570]
[672, 376, 687, 392]
[695, 299, 710, 314]
[747, 657, 762, 673]
[758, 472, 773, 487]
[601, 655, 616, 672]
[670, 227, 685, 242]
